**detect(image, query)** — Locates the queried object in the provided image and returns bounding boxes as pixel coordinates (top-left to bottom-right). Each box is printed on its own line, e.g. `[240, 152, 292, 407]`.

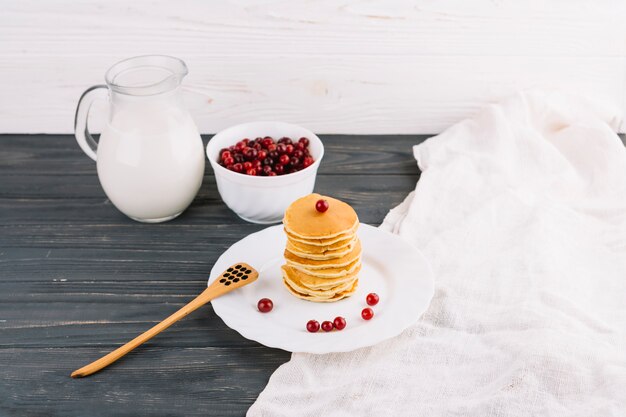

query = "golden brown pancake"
[283, 274, 356, 296]
[284, 239, 361, 269]
[288, 234, 356, 254]
[283, 193, 359, 239]
[287, 257, 362, 278]
[281, 264, 361, 290]
[285, 227, 358, 246]
[285, 238, 357, 260]
[283, 278, 358, 302]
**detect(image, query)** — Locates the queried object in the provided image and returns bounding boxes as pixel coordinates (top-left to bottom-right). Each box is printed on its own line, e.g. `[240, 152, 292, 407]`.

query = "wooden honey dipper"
[71, 263, 258, 378]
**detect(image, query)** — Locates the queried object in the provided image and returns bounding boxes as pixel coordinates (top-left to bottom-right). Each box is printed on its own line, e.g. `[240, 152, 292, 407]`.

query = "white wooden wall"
[1, 0, 625, 134]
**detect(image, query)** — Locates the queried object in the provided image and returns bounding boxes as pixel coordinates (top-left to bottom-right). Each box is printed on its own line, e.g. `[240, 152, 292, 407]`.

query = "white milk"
[96, 94, 205, 222]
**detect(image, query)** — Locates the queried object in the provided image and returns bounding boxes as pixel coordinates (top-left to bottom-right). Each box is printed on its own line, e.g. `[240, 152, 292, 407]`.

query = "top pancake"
[283, 193, 359, 239]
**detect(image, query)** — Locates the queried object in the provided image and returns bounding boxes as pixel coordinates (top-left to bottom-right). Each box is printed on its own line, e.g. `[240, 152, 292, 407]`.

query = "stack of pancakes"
[281, 193, 361, 302]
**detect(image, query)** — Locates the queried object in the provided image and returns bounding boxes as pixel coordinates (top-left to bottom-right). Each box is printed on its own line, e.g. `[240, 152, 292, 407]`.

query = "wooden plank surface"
[0, 134, 425, 416]
[1, 1, 625, 134]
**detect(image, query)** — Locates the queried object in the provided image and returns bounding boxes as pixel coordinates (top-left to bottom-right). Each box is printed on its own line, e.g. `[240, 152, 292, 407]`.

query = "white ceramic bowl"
[206, 121, 324, 224]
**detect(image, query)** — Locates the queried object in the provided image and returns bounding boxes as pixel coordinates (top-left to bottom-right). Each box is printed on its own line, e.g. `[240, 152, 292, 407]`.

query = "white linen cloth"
[248, 91, 626, 417]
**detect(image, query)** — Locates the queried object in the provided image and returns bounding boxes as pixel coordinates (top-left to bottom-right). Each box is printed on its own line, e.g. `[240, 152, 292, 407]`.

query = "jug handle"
[74, 85, 108, 161]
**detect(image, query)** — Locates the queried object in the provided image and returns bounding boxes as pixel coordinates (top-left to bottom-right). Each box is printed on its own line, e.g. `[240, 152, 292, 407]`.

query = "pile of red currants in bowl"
[218, 136, 315, 176]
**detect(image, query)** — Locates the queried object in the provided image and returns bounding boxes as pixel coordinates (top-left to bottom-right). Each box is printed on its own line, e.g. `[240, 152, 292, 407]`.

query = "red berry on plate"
[257, 298, 273, 313]
[279, 154, 290, 165]
[333, 316, 346, 330]
[315, 199, 329, 213]
[321, 320, 334, 332]
[366, 293, 379, 306]
[246, 168, 257, 176]
[222, 156, 234, 166]
[361, 307, 374, 320]
[306, 320, 320, 333]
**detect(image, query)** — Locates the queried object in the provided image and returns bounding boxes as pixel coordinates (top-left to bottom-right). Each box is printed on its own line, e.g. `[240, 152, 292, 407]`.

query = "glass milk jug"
[74, 55, 204, 223]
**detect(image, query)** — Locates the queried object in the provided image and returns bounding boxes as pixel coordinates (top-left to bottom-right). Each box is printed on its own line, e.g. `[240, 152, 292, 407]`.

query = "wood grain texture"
[0, 134, 425, 416]
[1, 0, 625, 134]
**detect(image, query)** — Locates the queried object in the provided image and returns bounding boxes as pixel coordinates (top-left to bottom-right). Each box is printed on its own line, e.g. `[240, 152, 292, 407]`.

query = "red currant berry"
[278, 137, 292, 145]
[333, 316, 346, 330]
[235, 141, 246, 151]
[306, 320, 320, 333]
[262, 165, 273, 175]
[257, 298, 273, 313]
[274, 164, 285, 175]
[302, 157, 314, 168]
[361, 307, 374, 320]
[299, 137, 309, 146]
[234, 154, 245, 163]
[293, 149, 304, 159]
[268, 150, 279, 160]
[244, 147, 258, 161]
[262, 138, 274, 148]
[276, 144, 287, 154]
[257, 150, 267, 160]
[253, 159, 262, 170]
[220, 150, 232, 161]
[285, 144, 294, 155]
[366, 293, 379, 306]
[246, 168, 257, 176]
[321, 320, 334, 332]
[279, 154, 290, 165]
[296, 141, 306, 151]
[267, 171, 277, 176]
[267, 143, 277, 152]
[242, 138, 250, 145]
[290, 156, 300, 166]
[243, 161, 252, 170]
[232, 163, 243, 173]
[222, 156, 234, 166]
[315, 199, 329, 213]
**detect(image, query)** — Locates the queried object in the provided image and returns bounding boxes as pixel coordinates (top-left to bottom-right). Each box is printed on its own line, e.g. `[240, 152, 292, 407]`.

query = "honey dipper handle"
[71, 285, 222, 378]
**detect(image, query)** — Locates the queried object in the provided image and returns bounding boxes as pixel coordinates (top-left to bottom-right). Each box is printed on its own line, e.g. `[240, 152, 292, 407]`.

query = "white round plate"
[209, 224, 434, 353]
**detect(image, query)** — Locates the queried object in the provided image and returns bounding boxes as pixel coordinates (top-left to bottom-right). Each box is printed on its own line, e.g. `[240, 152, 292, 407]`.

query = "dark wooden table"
[0, 134, 425, 416]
